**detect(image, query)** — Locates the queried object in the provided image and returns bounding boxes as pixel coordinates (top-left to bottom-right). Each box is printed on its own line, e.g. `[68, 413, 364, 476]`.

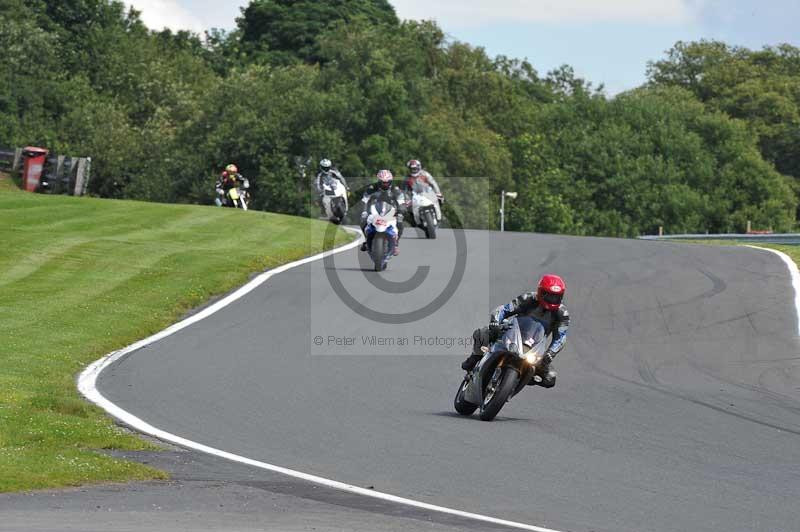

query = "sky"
[124, 0, 800, 94]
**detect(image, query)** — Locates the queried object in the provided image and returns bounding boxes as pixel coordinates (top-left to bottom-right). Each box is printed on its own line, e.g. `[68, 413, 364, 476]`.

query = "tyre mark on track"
[538, 250, 558, 269]
[581, 266, 728, 321]
[686, 355, 800, 416]
[577, 335, 800, 436]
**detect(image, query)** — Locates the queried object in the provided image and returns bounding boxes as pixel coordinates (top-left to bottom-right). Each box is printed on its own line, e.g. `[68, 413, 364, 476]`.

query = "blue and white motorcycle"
[365, 199, 399, 272]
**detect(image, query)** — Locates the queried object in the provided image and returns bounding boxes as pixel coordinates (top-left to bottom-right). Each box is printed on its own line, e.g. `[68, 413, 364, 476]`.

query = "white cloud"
[391, 0, 698, 27]
[125, 0, 205, 32]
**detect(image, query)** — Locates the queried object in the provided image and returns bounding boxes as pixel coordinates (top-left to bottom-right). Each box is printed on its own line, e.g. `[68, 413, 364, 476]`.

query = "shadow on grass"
[0, 171, 22, 191]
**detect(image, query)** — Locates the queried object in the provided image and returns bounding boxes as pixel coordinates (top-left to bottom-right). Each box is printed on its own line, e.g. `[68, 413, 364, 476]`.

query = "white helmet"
[407, 159, 422, 177]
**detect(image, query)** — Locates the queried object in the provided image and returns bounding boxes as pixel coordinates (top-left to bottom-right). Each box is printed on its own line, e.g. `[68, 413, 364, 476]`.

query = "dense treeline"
[1, 0, 797, 235]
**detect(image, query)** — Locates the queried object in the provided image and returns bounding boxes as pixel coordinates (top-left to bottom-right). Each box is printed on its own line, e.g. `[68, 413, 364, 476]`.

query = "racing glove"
[489, 319, 512, 333]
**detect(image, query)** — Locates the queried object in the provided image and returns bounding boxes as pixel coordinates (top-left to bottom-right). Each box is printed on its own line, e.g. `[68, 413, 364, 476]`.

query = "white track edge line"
[745, 245, 800, 336]
[77, 227, 564, 532]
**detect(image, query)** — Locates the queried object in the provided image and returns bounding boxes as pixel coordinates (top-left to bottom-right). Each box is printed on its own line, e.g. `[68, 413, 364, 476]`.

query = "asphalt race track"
[90, 228, 800, 532]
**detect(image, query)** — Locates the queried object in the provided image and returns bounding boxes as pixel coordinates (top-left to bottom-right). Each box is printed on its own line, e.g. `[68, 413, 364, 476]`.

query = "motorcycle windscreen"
[413, 181, 432, 193]
[518, 316, 547, 355]
[323, 176, 338, 193]
[372, 200, 393, 217]
[498, 316, 546, 355]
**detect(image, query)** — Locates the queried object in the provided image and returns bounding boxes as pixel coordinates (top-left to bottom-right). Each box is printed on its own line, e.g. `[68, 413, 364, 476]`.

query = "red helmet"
[537, 274, 565, 311]
[377, 169, 393, 190]
[406, 159, 422, 177]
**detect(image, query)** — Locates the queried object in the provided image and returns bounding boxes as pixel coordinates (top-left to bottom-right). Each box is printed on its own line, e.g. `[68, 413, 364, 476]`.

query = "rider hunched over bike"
[360, 169, 405, 255]
[315, 158, 348, 194]
[461, 274, 570, 389]
[215, 164, 249, 207]
[315, 158, 348, 214]
[402, 159, 443, 204]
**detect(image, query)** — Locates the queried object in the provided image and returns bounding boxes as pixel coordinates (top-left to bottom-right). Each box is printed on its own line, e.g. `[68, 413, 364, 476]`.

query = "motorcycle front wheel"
[454, 376, 478, 416]
[423, 211, 437, 239]
[332, 199, 345, 223]
[479, 367, 519, 421]
[372, 234, 387, 272]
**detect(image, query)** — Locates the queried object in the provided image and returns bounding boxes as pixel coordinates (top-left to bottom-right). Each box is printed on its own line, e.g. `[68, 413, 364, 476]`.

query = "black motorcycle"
[454, 316, 548, 421]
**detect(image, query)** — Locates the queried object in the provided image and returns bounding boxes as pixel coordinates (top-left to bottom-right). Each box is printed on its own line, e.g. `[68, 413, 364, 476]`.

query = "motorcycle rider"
[215, 164, 249, 207]
[314, 158, 348, 216]
[359, 169, 405, 255]
[402, 159, 443, 204]
[461, 274, 570, 389]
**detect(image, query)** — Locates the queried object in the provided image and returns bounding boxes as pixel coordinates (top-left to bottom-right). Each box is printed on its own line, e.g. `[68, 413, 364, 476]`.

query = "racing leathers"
[462, 293, 570, 388]
[315, 168, 348, 194]
[359, 183, 405, 239]
[402, 170, 441, 197]
[362, 189, 402, 255]
[215, 172, 249, 207]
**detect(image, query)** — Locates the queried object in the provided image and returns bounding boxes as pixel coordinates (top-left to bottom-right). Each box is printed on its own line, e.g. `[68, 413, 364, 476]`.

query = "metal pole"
[500, 190, 505, 232]
[12, 148, 22, 172]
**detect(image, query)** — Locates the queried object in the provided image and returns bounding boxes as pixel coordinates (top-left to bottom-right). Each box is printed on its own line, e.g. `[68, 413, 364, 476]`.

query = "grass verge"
[754, 244, 800, 266]
[667, 237, 800, 265]
[0, 182, 354, 492]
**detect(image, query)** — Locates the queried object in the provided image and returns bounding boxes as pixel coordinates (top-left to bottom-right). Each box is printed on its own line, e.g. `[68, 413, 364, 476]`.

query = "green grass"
[662, 237, 800, 264]
[756, 244, 800, 265]
[0, 183, 354, 492]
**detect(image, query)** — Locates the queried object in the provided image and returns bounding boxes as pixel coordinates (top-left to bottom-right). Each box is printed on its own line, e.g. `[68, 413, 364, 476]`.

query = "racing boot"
[360, 242, 368, 252]
[462, 326, 492, 371]
[529, 363, 557, 388]
[461, 353, 481, 372]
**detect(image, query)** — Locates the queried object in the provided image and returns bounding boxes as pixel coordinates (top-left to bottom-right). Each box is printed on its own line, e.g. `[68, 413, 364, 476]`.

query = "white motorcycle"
[410, 182, 441, 239]
[366, 199, 399, 272]
[320, 175, 348, 224]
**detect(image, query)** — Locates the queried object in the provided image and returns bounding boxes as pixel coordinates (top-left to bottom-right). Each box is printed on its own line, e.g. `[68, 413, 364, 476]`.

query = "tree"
[648, 40, 800, 205]
[237, 0, 398, 64]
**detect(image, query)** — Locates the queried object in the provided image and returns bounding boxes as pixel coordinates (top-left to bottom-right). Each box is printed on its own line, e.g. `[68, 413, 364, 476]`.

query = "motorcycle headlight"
[525, 353, 539, 365]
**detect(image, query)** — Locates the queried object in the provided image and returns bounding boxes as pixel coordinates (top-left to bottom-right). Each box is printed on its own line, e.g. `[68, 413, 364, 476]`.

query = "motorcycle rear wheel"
[479, 367, 518, 421]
